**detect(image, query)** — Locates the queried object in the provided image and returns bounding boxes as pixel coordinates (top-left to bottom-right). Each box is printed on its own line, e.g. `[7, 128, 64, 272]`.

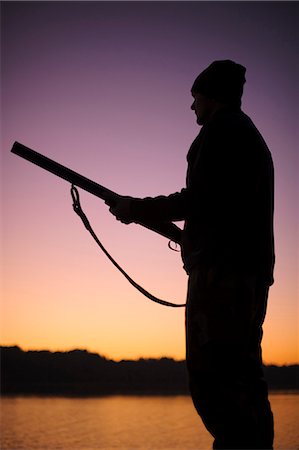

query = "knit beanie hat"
[192, 60, 246, 106]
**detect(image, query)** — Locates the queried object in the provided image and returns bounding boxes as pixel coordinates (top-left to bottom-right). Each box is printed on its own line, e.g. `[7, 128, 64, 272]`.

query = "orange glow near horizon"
[1, 251, 298, 365]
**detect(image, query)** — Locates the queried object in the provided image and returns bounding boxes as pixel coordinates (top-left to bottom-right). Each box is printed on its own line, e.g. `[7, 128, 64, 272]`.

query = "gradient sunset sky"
[1, 1, 298, 364]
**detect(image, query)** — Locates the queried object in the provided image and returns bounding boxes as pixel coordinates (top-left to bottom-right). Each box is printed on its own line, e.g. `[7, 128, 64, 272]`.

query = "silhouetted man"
[107, 60, 275, 449]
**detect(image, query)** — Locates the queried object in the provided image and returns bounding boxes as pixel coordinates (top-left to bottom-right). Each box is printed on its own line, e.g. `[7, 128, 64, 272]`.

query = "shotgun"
[11, 142, 181, 244]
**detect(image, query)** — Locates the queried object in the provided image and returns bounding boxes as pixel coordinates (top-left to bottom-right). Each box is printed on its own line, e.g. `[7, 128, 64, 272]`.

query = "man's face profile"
[191, 91, 215, 126]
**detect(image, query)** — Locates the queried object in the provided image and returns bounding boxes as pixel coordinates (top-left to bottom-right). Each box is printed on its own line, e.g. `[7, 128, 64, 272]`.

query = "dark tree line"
[1, 346, 298, 396]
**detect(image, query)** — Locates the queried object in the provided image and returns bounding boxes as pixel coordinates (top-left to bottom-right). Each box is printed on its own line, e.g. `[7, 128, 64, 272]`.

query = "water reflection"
[1, 394, 298, 449]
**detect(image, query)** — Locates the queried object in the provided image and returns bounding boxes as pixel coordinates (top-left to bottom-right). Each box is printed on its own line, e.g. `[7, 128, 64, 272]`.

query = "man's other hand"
[106, 196, 134, 224]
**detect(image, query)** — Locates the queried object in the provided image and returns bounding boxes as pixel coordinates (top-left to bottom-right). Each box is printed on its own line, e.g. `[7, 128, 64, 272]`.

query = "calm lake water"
[1, 394, 298, 449]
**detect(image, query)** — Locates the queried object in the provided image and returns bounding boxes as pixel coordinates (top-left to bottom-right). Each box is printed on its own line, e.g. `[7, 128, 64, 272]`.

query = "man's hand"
[105, 196, 134, 224]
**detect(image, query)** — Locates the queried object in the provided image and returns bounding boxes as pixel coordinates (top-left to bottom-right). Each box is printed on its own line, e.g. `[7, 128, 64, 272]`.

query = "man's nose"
[191, 101, 195, 110]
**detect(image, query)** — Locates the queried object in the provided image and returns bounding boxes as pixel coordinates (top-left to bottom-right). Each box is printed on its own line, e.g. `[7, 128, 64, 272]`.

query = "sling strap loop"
[71, 185, 186, 308]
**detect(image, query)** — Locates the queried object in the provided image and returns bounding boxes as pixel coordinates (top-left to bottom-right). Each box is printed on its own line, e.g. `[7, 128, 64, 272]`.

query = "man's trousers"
[186, 263, 274, 449]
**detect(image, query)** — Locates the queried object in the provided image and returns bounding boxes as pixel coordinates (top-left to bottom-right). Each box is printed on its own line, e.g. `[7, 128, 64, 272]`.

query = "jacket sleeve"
[130, 188, 190, 223]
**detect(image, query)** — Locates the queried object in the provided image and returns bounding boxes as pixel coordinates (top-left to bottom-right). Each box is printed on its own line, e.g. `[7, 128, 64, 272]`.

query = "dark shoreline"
[2, 346, 298, 396]
[2, 389, 299, 397]
[2, 390, 299, 399]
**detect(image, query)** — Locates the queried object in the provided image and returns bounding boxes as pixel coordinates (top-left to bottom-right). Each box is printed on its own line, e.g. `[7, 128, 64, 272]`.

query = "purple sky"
[1, 1, 298, 363]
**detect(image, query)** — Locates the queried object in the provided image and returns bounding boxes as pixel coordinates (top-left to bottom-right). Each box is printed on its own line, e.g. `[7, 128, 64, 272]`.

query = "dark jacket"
[131, 107, 275, 285]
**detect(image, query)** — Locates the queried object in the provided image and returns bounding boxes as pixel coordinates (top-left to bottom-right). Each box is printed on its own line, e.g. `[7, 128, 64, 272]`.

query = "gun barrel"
[11, 141, 181, 244]
[11, 141, 118, 202]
